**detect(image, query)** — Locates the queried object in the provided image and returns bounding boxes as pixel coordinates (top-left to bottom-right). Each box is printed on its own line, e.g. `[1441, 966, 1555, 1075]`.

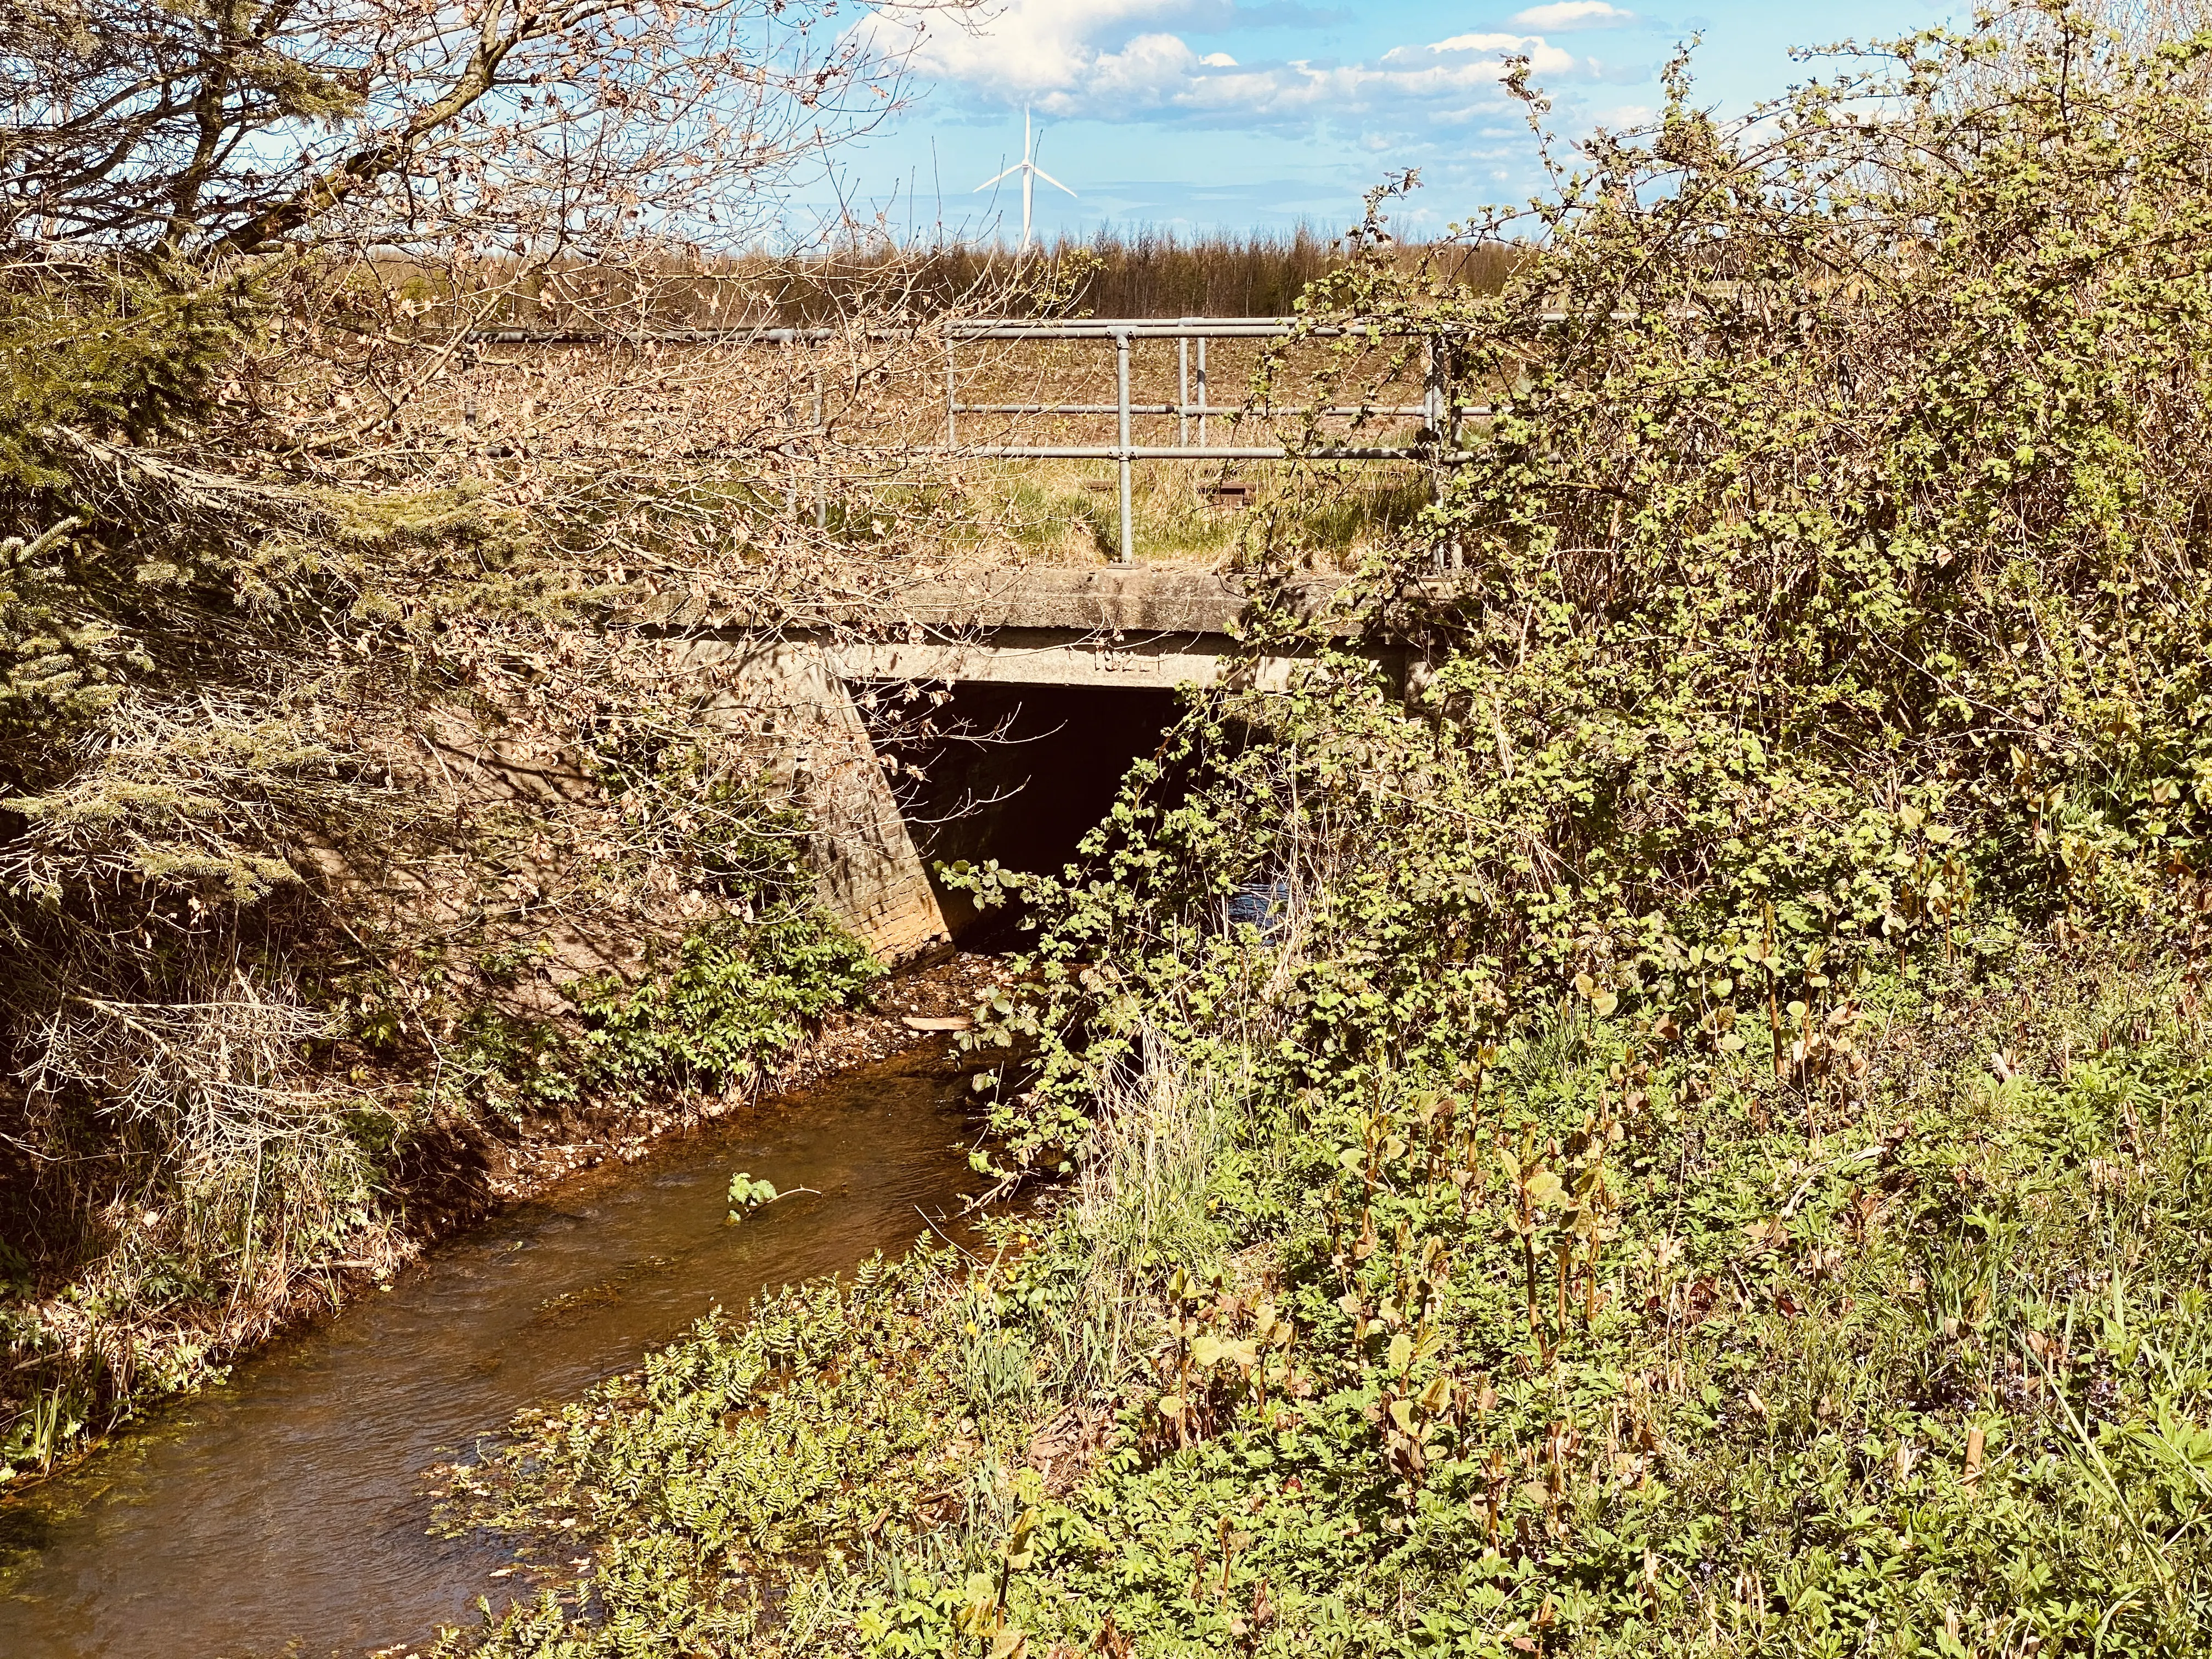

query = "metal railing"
[938, 317, 1483, 565]
[470, 314, 1486, 566]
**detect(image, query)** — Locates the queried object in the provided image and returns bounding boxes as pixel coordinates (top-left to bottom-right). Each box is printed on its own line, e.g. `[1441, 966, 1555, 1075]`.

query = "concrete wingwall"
[679, 636, 953, 964]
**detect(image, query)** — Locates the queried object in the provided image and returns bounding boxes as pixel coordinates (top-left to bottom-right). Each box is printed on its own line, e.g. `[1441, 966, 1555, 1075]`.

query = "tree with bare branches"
[2, 0, 928, 260]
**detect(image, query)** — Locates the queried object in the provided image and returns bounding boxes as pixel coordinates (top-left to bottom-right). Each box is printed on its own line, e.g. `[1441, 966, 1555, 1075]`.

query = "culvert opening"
[865, 680, 1184, 945]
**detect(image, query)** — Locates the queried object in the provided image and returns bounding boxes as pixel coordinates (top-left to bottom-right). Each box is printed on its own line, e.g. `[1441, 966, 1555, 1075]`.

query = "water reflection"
[0, 1049, 974, 1658]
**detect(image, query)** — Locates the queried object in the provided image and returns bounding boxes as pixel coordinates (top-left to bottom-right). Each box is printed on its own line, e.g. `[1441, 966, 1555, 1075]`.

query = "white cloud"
[1424, 32, 1538, 54]
[866, 2, 1205, 100]
[858, 2, 1606, 127]
[1589, 101, 1657, 130]
[1407, 33, 1582, 75]
[1508, 2, 1642, 30]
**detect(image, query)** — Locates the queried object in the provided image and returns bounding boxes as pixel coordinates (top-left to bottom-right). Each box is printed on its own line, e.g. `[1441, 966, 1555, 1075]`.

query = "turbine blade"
[1032, 166, 1076, 198]
[973, 163, 1020, 191]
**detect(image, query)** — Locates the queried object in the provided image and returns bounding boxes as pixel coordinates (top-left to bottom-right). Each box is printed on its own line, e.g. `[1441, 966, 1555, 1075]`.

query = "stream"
[0, 1048, 977, 1658]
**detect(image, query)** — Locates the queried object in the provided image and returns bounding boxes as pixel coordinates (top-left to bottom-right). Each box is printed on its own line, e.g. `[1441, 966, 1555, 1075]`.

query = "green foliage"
[0, 274, 252, 492]
[935, 859, 1032, 914]
[572, 913, 878, 1096]
[726, 1173, 779, 1222]
[969, 5, 2212, 1176]
[374, 902, 877, 1124]
[0, 515, 133, 743]
[438, 958, 2212, 1658]
[426, 14, 2212, 1659]
[436, 1252, 990, 1657]
[977, 972, 2212, 1656]
[0, 272, 262, 765]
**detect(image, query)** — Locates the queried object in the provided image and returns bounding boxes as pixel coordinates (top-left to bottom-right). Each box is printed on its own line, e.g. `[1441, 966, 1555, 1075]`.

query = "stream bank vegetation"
[0, 0, 1443, 1485]
[0, 0, 1030, 1481]
[433, 8, 2212, 1655]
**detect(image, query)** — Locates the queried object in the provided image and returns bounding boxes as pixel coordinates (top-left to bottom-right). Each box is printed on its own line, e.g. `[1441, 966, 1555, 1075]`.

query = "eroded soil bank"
[400, 952, 1007, 1224]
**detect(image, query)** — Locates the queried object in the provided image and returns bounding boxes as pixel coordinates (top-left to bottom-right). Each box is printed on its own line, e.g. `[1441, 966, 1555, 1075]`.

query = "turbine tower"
[974, 107, 1074, 251]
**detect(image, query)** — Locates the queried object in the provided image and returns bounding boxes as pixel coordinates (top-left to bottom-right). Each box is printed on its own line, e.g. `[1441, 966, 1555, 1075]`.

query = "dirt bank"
[401, 950, 1009, 1220]
[0, 952, 1011, 1495]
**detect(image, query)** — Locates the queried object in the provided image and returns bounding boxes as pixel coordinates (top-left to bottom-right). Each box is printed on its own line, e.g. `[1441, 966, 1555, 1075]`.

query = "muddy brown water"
[0, 1049, 977, 1658]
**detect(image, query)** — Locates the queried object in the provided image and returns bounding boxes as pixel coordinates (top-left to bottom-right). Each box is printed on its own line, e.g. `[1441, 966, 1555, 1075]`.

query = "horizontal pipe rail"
[939, 315, 1600, 337]
[465, 314, 1593, 347]
[950, 402, 1486, 420]
[466, 321, 1334, 346]
[951, 319, 1310, 339]
[921, 444, 1471, 462]
[467, 321, 1317, 346]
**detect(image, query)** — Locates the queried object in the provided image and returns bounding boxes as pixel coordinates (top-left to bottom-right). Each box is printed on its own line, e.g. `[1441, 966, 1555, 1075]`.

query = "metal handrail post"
[783, 339, 798, 523]
[812, 363, 827, 531]
[1115, 329, 1135, 564]
[1196, 335, 1209, 447]
[1178, 336, 1190, 447]
[1424, 334, 1442, 570]
[1432, 332, 1464, 571]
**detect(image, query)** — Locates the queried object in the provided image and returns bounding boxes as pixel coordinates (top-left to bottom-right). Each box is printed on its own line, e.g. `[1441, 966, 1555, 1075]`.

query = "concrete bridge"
[648, 567, 1403, 961]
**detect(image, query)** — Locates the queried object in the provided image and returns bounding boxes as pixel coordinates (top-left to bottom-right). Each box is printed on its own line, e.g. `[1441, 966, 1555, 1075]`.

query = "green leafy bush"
[571, 913, 878, 1096]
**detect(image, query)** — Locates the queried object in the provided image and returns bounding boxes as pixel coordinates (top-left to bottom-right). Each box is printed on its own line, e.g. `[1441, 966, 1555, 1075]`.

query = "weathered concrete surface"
[811, 631, 1312, 691]
[657, 567, 1407, 691]
[642, 567, 1358, 637]
[656, 566, 1416, 961]
[683, 637, 951, 963]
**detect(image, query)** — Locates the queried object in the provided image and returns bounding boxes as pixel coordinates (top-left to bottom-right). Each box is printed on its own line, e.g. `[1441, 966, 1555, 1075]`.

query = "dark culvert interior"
[866, 680, 1184, 945]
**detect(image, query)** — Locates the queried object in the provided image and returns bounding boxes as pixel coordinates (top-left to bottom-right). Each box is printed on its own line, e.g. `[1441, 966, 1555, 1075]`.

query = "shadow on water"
[0, 1047, 979, 1658]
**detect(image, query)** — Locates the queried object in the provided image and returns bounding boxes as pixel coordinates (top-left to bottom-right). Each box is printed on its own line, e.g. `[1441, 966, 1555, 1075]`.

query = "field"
[488, 228, 1518, 329]
[929, 328, 1444, 568]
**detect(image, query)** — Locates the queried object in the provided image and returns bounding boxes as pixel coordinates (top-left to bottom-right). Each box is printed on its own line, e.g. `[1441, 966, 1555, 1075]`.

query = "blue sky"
[825, 2, 1958, 241]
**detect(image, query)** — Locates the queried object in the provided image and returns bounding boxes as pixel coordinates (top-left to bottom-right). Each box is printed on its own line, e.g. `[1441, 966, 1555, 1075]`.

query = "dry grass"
[731, 227, 1519, 324]
[453, 229, 1519, 332]
[922, 455, 1434, 569]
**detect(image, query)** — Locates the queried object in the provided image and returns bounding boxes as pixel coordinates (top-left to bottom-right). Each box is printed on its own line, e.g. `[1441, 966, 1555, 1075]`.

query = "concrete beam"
[877, 568, 1286, 635]
[652, 566, 1438, 962]
[817, 631, 1310, 691]
[633, 566, 1386, 638]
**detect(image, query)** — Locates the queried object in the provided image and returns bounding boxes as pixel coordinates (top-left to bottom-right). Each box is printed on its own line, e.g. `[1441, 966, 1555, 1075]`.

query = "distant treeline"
[739, 227, 1521, 322]
[459, 229, 1522, 332]
[902, 227, 1519, 320]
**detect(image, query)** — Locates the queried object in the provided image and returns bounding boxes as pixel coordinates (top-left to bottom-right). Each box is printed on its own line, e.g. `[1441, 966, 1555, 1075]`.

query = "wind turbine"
[974, 107, 1074, 251]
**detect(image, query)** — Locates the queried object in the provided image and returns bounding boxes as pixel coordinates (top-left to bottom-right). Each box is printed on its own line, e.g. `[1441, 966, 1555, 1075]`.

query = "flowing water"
[0, 1049, 977, 1658]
